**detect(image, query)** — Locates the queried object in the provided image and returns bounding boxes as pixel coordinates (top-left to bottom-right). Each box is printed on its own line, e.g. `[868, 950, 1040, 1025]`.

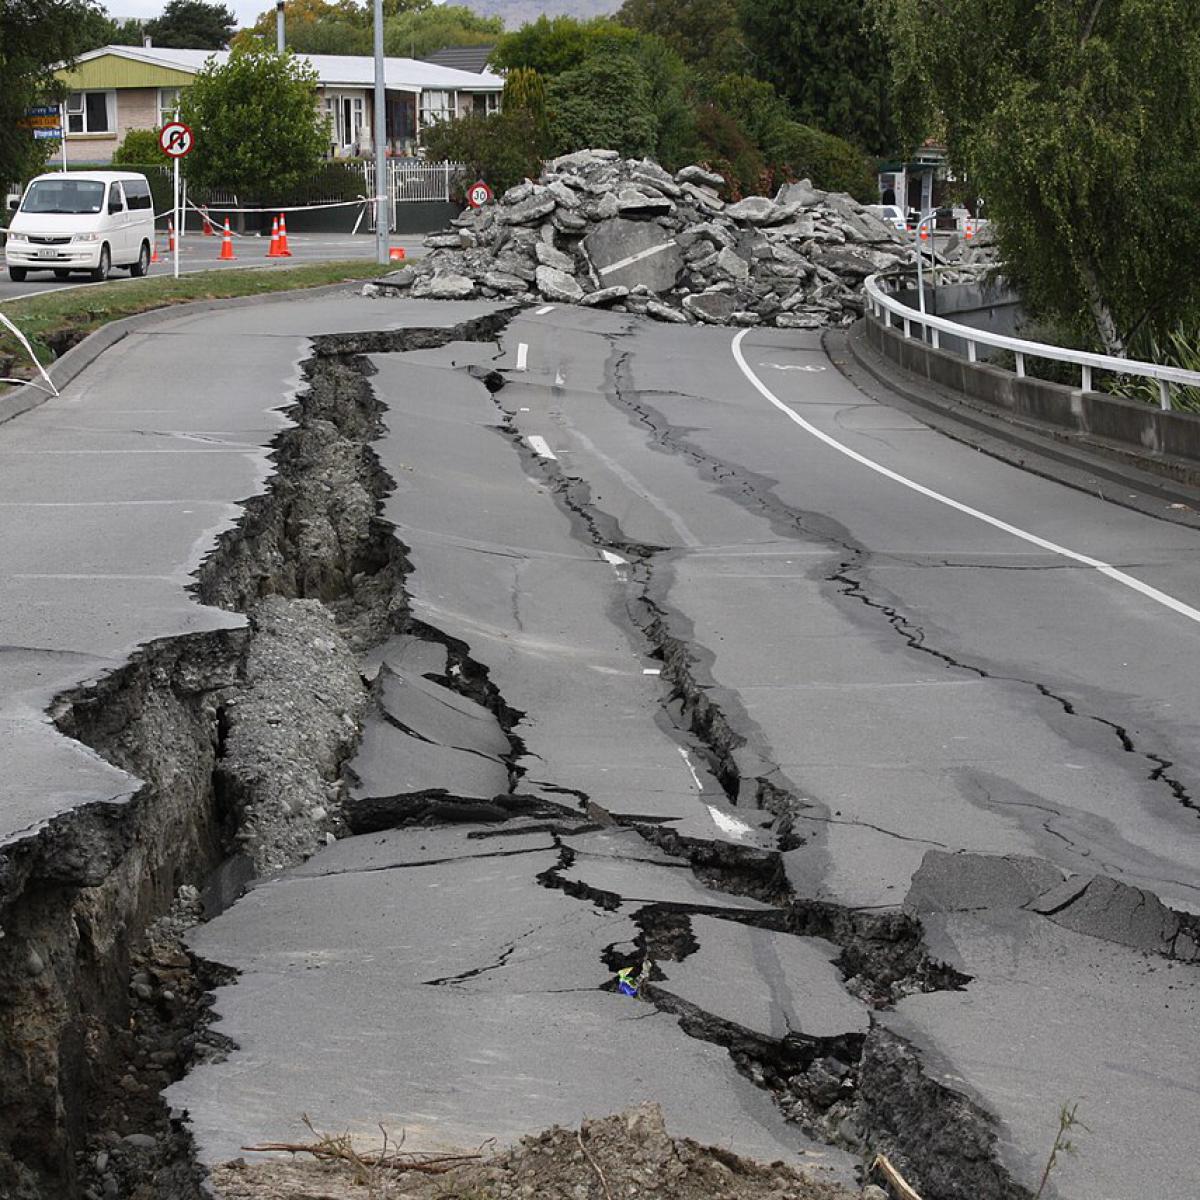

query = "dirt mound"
[211, 1103, 863, 1199]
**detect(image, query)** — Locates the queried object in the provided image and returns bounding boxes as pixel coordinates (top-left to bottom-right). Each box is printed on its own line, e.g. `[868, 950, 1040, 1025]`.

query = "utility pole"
[275, 1, 285, 52]
[373, 0, 390, 263]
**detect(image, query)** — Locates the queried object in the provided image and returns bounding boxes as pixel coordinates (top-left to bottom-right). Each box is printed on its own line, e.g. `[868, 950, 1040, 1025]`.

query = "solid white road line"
[731, 329, 1200, 626]
[677, 747, 704, 791]
[515, 342, 529, 372]
[535, 304, 555, 315]
[526, 434, 557, 461]
[706, 805, 753, 840]
[597, 241, 677, 277]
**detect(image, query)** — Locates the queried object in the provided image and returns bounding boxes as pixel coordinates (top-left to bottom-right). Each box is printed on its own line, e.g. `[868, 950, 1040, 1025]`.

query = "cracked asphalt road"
[26, 295, 1195, 1198]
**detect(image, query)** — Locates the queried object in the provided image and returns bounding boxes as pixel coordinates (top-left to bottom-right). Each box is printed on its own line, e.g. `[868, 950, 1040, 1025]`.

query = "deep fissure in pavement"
[471, 335, 1037, 1200]
[0, 311, 520, 1200]
[6, 308, 1148, 1200]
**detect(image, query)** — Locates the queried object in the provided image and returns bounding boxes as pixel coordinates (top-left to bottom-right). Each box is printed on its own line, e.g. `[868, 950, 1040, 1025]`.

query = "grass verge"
[0, 260, 397, 385]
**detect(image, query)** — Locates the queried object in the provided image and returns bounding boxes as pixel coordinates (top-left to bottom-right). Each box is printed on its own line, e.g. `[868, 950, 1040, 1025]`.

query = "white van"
[5, 171, 155, 283]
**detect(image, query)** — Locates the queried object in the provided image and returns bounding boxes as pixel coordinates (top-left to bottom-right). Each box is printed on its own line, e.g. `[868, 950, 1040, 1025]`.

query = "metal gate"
[363, 160, 466, 230]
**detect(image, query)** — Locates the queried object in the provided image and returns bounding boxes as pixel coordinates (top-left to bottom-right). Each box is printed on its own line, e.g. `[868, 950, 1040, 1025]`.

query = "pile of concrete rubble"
[390, 150, 930, 329]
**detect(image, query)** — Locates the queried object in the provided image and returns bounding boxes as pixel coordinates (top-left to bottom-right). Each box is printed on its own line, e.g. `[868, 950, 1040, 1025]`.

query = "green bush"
[546, 53, 658, 160]
[112, 128, 165, 166]
[421, 110, 547, 199]
[778, 122, 876, 200]
[693, 105, 764, 198]
[179, 48, 328, 198]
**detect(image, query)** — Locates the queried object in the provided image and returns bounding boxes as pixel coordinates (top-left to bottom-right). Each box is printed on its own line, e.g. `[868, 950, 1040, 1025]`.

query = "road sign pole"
[372, 0, 389, 264]
[59, 103, 67, 173]
[173, 156, 180, 279]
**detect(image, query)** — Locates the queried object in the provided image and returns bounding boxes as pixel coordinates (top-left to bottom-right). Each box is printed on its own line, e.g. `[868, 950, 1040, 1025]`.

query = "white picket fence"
[363, 160, 467, 228]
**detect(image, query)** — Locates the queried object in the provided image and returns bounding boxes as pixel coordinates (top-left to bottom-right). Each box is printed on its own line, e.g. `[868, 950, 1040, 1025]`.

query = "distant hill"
[462, 0, 622, 29]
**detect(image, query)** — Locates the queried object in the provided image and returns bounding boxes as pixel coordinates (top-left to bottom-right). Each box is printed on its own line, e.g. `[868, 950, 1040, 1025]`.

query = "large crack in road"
[3, 300, 1198, 1200]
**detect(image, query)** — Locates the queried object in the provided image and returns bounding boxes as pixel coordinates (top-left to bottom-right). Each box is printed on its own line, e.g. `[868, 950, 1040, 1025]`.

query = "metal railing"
[865, 272, 1200, 411]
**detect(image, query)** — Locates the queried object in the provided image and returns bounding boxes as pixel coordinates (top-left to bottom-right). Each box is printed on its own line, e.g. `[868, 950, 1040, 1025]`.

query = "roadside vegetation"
[871, 0, 1200, 364]
[0, 260, 393, 387]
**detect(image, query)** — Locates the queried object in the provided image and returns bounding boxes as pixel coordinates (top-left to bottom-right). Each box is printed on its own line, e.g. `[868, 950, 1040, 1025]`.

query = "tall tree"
[78, 8, 146, 50]
[144, 0, 236, 49]
[546, 53, 658, 160]
[383, 6, 501, 59]
[1, 0, 107, 185]
[872, 0, 1200, 357]
[617, 0, 747, 75]
[492, 15, 638, 76]
[736, 0, 896, 154]
[180, 47, 327, 197]
[495, 16, 696, 168]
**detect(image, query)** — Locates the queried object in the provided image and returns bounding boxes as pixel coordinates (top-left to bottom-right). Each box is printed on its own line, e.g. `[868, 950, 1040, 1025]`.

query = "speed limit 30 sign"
[467, 180, 493, 208]
[159, 121, 194, 158]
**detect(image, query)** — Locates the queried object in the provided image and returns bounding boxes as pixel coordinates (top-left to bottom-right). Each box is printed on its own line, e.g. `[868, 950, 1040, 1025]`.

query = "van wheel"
[129, 240, 150, 278]
[90, 244, 110, 283]
[8, 267, 27, 282]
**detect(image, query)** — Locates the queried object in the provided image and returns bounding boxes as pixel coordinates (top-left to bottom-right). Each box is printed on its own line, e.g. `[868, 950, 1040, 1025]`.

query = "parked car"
[5, 170, 154, 283]
[864, 203, 907, 232]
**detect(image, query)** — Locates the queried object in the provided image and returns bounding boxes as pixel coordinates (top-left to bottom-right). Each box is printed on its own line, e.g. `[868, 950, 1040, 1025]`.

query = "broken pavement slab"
[655, 915, 870, 1041]
[582, 218, 684, 294]
[167, 836, 857, 1184]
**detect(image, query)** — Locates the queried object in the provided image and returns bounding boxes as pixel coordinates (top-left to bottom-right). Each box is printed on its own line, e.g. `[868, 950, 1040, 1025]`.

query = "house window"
[419, 90, 456, 127]
[485, 92, 500, 115]
[157, 88, 182, 125]
[324, 94, 365, 152]
[66, 90, 115, 134]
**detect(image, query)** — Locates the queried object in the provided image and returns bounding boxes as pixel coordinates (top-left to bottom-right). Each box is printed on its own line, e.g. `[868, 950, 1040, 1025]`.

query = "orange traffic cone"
[201, 205, 214, 236]
[964, 220, 975, 240]
[275, 212, 292, 257]
[218, 219, 236, 260]
[388, 245, 406, 261]
[266, 214, 286, 258]
[150, 230, 160, 263]
[167, 219, 176, 253]
[919, 226, 929, 241]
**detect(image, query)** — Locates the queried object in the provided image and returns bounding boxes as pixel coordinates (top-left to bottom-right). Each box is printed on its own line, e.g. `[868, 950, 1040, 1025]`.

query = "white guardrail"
[864, 272, 1200, 411]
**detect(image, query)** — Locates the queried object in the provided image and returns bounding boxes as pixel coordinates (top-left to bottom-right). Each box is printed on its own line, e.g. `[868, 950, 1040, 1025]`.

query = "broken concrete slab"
[534, 241, 575, 272]
[616, 187, 674, 217]
[676, 164, 725, 189]
[580, 284, 629, 307]
[1029, 872, 1200, 962]
[423, 272, 476, 300]
[373, 665, 511, 760]
[582, 218, 683, 294]
[168, 847, 853, 1179]
[904, 850, 1065, 916]
[346, 706, 508, 806]
[889, 909, 1200, 1200]
[535, 264, 584, 303]
[500, 192, 557, 225]
[656, 916, 870, 1041]
[725, 197, 782, 225]
[287, 823, 559, 878]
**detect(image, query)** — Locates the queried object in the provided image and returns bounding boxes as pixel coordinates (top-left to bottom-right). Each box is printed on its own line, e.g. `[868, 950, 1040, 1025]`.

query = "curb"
[0, 279, 370, 427]
[829, 321, 1200, 529]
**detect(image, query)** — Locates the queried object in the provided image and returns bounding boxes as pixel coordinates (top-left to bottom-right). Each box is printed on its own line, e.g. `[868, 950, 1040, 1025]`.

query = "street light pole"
[915, 208, 937, 317]
[372, 0, 390, 264]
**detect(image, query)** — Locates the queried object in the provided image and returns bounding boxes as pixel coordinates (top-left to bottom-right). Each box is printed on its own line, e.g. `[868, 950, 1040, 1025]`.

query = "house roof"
[66, 45, 504, 94]
[420, 45, 496, 74]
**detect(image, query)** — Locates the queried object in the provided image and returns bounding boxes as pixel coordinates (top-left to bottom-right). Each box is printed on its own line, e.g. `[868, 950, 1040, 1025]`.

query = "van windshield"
[21, 179, 106, 215]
